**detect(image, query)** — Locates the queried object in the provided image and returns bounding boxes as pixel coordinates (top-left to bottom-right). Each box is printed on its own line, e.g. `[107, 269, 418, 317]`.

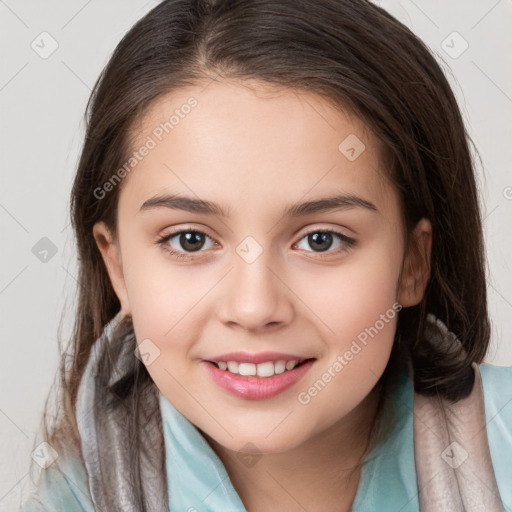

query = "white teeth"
[215, 359, 306, 377]
[256, 362, 275, 377]
[274, 360, 286, 374]
[285, 360, 298, 371]
[227, 361, 239, 373]
[238, 363, 256, 376]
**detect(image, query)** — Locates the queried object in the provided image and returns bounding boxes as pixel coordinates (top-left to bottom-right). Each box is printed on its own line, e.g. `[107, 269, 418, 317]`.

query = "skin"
[93, 79, 432, 511]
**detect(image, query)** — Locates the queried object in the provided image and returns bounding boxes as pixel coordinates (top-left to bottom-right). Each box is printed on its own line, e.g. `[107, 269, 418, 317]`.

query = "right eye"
[156, 228, 219, 260]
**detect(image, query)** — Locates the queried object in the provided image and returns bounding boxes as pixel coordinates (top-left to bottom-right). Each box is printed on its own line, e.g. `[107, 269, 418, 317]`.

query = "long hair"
[32, 0, 489, 504]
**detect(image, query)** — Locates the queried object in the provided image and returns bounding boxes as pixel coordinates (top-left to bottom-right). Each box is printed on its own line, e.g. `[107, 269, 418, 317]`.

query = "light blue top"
[20, 363, 512, 511]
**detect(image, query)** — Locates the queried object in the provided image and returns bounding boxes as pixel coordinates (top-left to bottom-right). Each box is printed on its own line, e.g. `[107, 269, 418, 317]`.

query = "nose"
[216, 248, 294, 333]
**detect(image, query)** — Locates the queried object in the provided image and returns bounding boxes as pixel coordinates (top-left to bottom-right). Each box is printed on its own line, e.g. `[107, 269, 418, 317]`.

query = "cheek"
[294, 278, 400, 436]
[120, 256, 209, 401]
[291, 238, 402, 404]
[294, 237, 402, 340]
[126, 273, 206, 409]
[120, 236, 206, 338]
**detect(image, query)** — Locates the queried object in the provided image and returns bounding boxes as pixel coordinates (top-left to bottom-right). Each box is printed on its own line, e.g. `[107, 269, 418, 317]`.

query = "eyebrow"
[138, 193, 379, 217]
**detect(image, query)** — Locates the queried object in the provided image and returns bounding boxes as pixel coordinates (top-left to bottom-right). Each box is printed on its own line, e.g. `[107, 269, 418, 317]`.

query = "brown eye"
[157, 229, 217, 260]
[295, 229, 356, 256]
[174, 231, 207, 252]
[307, 232, 334, 252]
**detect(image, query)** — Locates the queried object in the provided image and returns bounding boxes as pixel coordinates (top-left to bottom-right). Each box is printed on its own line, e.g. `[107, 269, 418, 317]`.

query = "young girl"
[21, 0, 512, 511]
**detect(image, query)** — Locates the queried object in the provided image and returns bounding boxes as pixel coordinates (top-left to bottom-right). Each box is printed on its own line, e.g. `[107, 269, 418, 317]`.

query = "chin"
[217, 430, 308, 455]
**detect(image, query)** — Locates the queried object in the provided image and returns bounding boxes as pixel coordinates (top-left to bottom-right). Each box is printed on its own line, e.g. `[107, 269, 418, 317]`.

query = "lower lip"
[202, 359, 315, 400]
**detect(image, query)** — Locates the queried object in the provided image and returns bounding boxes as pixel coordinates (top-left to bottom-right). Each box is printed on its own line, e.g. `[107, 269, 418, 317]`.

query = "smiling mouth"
[206, 358, 316, 378]
[202, 357, 317, 400]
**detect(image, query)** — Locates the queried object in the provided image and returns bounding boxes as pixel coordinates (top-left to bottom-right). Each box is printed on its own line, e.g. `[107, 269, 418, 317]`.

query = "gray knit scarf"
[75, 312, 504, 511]
[76, 312, 168, 511]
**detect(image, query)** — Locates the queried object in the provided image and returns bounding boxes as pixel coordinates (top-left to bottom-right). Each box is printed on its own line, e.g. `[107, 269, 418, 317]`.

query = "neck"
[201, 384, 382, 512]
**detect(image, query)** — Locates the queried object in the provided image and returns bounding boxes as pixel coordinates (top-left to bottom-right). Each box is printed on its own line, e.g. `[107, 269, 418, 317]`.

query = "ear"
[93, 221, 131, 317]
[397, 217, 432, 307]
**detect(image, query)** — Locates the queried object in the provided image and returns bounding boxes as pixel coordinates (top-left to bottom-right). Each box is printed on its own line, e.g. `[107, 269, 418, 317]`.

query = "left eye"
[294, 229, 356, 254]
[157, 228, 355, 260]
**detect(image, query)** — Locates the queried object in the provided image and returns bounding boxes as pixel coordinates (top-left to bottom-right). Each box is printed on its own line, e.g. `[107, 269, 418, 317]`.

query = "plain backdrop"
[1, 0, 511, 509]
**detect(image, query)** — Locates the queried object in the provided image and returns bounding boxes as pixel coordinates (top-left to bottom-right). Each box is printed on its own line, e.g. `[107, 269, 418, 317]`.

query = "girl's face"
[94, 79, 431, 454]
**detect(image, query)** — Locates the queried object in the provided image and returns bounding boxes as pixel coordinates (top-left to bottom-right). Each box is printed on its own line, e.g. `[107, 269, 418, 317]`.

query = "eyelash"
[156, 226, 356, 261]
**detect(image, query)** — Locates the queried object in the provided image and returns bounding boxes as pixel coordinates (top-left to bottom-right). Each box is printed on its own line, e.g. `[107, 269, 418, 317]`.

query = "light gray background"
[1, 0, 511, 509]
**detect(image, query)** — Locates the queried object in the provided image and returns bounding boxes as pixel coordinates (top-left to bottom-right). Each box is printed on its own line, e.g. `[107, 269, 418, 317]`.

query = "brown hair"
[33, 0, 489, 501]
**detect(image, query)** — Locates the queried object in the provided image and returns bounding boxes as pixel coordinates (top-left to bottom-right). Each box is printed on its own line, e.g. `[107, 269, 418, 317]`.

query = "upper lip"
[206, 351, 315, 364]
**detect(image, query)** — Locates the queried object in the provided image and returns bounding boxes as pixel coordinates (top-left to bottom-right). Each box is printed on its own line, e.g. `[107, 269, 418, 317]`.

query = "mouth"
[204, 350, 316, 376]
[202, 358, 317, 400]
[205, 358, 316, 377]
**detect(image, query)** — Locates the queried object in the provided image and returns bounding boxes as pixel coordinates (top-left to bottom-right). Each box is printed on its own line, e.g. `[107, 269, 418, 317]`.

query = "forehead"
[120, 79, 398, 220]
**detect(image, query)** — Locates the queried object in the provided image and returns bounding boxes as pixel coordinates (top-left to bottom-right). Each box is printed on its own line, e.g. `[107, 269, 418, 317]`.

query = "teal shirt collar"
[159, 365, 417, 512]
[159, 392, 248, 512]
[351, 365, 419, 511]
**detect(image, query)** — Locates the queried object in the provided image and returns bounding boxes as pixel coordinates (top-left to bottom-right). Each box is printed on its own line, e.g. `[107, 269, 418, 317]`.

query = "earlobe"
[397, 218, 432, 308]
[92, 221, 131, 317]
